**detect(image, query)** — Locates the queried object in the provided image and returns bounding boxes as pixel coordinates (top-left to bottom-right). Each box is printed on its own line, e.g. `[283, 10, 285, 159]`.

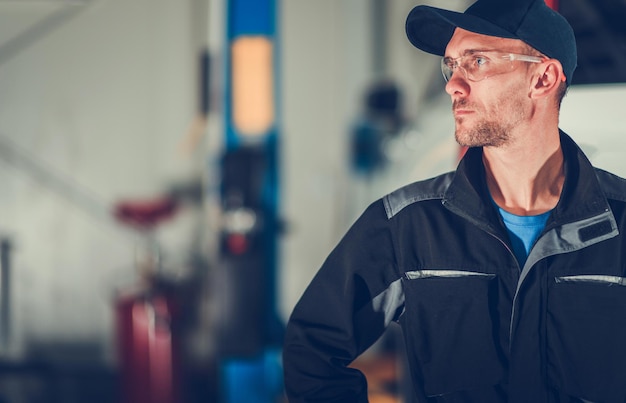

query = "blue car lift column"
[218, 0, 283, 401]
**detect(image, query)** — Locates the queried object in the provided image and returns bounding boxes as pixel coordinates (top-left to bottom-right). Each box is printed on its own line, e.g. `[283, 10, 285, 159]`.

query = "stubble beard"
[454, 118, 510, 148]
[453, 94, 527, 148]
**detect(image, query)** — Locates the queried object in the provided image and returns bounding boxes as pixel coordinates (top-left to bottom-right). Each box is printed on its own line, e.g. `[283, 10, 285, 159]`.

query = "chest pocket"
[400, 270, 505, 397]
[547, 274, 626, 402]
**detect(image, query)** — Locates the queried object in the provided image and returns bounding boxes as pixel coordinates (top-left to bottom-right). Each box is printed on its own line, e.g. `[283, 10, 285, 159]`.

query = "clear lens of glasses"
[441, 52, 543, 82]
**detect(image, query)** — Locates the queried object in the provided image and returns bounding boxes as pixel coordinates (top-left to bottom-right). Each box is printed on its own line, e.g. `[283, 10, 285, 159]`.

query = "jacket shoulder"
[383, 172, 454, 219]
[596, 168, 626, 203]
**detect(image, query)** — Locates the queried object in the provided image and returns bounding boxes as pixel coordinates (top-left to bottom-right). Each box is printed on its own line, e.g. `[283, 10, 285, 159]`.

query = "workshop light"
[231, 36, 274, 138]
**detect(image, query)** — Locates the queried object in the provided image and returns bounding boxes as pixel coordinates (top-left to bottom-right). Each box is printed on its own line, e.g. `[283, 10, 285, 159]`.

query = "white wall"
[0, 0, 203, 364]
[560, 83, 626, 176]
[279, 0, 371, 322]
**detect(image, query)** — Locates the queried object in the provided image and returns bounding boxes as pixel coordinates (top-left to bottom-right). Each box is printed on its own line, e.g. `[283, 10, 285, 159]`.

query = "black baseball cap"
[406, 0, 577, 85]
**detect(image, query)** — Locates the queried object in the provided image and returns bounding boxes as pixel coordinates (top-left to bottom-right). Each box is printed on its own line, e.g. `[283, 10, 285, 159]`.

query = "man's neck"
[483, 130, 564, 216]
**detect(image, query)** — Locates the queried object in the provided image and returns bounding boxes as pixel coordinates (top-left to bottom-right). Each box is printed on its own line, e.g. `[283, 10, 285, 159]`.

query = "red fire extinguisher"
[116, 283, 183, 403]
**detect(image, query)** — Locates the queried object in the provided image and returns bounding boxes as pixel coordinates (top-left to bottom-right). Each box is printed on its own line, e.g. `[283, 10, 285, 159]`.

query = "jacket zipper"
[442, 199, 521, 351]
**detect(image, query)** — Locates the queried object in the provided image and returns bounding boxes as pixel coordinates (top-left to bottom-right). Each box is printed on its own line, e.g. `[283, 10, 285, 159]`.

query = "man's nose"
[445, 69, 469, 96]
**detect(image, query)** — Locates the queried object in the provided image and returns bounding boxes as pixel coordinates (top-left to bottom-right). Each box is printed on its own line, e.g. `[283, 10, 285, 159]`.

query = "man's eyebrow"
[443, 48, 494, 59]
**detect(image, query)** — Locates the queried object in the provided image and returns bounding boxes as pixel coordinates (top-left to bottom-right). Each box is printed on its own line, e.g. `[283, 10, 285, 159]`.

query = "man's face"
[444, 28, 534, 148]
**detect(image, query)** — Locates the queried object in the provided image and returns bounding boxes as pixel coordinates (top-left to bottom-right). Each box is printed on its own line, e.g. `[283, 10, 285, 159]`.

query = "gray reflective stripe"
[519, 210, 618, 292]
[383, 173, 454, 219]
[355, 277, 405, 327]
[405, 270, 495, 279]
[555, 275, 626, 286]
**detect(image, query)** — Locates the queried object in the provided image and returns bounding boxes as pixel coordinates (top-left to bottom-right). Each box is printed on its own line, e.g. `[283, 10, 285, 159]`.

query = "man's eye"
[474, 56, 489, 67]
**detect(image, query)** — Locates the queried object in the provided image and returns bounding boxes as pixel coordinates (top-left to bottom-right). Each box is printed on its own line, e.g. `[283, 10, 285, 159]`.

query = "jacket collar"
[443, 130, 612, 232]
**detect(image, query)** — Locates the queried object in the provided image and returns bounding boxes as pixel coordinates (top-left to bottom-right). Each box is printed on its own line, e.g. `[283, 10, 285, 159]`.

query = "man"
[283, 0, 626, 402]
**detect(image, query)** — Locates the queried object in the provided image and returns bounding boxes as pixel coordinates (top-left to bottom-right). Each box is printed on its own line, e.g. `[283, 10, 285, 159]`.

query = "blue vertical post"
[219, 0, 283, 401]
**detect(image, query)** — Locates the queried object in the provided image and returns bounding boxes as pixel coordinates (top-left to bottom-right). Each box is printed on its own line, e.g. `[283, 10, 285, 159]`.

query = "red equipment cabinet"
[115, 283, 183, 403]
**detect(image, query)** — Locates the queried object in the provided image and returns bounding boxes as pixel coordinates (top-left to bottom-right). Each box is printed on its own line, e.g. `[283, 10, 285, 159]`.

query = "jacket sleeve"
[282, 200, 403, 402]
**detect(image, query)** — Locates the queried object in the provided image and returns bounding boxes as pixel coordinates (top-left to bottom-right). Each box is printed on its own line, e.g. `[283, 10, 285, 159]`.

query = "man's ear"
[531, 59, 565, 99]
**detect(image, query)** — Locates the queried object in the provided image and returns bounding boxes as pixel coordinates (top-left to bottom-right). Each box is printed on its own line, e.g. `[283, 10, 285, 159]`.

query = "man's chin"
[454, 130, 476, 148]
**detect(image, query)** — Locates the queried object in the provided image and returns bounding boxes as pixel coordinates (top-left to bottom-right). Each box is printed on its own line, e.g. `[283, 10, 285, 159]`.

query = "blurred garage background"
[0, 0, 624, 402]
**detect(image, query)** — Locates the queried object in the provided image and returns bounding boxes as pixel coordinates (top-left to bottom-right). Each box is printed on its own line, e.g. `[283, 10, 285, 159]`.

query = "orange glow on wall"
[231, 36, 275, 138]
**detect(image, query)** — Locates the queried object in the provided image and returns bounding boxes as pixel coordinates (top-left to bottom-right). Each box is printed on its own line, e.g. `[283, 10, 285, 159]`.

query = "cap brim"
[406, 6, 517, 56]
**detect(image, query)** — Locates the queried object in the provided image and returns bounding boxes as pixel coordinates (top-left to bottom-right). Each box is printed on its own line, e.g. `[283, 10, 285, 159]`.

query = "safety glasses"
[441, 50, 544, 82]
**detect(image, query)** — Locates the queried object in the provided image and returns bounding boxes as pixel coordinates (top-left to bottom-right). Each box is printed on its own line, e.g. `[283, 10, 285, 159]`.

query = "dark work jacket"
[283, 131, 626, 403]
